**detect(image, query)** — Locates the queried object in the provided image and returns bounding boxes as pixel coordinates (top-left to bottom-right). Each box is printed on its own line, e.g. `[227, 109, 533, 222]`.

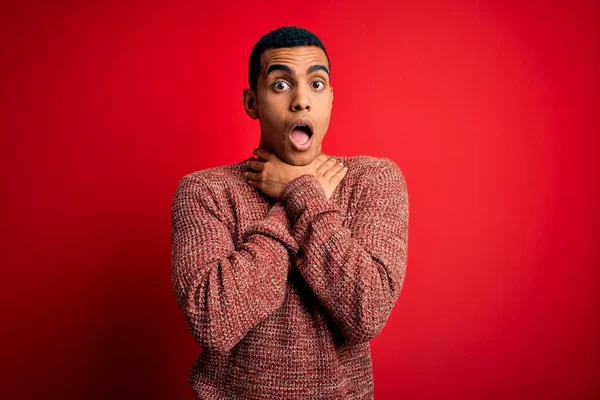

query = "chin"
[281, 154, 306, 166]
[285, 149, 318, 166]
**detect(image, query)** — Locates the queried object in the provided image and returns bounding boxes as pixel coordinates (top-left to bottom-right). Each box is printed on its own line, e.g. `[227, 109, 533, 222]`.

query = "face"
[243, 46, 334, 166]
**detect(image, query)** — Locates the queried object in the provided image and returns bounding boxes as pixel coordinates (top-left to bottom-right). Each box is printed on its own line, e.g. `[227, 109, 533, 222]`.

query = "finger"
[317, 153, 329, 163]
[245, 160, 264, 171]
[316, 158, 340, 176]
[316, 158, 339, 177]
[313, 155, 330, 176]
[319, 159, 343, 176]
[244, 171, 262, 181]
[315, 154, 329, 168]
[330, 166, 348, 184]
[252, 148, 271, 161]
[247, 178, 262, 189]
[322, 162, 345, 180]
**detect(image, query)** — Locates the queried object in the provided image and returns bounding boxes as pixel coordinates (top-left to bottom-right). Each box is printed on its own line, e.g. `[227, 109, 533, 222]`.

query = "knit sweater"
[170, 154, 409, 399]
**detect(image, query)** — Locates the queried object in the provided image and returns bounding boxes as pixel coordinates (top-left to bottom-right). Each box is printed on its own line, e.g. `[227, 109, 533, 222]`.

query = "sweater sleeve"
[280, 159, 409, 345]
[171, 175, 298, 354]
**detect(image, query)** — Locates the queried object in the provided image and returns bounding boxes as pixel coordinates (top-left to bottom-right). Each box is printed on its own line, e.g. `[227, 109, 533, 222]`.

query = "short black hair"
[248, 26, 330, 93]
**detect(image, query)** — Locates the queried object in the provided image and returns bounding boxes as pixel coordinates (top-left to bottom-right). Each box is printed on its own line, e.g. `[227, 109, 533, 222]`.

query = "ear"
[330, 87, 334, 109]
[242, 88, 259, 119]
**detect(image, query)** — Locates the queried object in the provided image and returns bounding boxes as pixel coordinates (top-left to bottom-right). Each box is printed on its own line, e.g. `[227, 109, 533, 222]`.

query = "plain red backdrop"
[1, 1, 598, 399]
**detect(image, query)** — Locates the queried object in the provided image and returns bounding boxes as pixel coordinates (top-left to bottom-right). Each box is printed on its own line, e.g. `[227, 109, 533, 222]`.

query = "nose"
[290, 85, 311, 112]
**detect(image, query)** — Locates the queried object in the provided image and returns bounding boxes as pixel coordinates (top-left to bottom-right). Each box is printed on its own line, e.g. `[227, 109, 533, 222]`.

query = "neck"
[258, 136, 274, 153]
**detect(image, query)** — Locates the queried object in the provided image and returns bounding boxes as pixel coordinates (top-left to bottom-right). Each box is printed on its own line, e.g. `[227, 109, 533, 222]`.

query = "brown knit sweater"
[170, 154, 409, 399]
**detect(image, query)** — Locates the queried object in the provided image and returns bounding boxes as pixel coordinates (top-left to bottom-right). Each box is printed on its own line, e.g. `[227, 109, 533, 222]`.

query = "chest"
[221, 181, 360, 248]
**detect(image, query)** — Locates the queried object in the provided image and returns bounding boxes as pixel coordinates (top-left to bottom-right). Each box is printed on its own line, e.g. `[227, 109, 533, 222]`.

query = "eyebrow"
[307, 64, 330, 76]
[266, 63, 330, 78]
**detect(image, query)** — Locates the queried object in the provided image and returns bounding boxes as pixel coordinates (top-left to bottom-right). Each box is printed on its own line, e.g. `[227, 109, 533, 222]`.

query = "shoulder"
[338, 155, 406, 187]
[173, 162, 247, 211]
[176, 161, 246, 193]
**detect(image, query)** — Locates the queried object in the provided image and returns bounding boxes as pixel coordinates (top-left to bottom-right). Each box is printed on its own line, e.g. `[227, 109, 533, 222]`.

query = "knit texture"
[171, 154, 409, 399]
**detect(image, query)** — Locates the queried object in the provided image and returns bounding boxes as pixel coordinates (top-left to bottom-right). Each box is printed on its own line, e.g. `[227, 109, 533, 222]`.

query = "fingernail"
[343, 167, 348, 171]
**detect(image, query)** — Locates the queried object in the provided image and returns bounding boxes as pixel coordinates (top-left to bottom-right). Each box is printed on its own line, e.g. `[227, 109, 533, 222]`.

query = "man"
[171, 26, 409, 399]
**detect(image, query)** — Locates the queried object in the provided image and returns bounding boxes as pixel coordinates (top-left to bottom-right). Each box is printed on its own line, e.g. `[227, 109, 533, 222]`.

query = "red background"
[1, 1, 599, 399]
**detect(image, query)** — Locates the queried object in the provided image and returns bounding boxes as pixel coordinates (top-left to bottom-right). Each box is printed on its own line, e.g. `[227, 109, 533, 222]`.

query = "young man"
[171, 26, 409, 399]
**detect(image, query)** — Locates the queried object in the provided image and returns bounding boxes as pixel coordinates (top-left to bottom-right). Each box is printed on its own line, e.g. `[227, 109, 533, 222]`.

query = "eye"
[273, 81, 291, 91]
[311, 80, 325, 90]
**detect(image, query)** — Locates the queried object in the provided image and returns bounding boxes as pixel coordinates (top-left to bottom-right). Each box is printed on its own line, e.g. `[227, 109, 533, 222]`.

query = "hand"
[245, 148, 347, 200]
[314, 156, 348, 200]
[245, 148, 327, 200]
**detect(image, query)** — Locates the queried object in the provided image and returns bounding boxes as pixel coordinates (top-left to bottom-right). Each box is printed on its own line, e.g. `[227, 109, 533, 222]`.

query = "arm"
[280, 159, 409, 345]
[171, 175, 298, 354]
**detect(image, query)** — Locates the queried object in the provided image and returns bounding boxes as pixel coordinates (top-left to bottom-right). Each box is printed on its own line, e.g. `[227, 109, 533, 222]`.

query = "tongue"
[290, 129, 310, 144]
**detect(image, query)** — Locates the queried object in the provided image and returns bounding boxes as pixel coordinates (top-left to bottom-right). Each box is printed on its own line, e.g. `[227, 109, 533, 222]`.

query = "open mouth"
[288, 118, 314, 151]
[290, 124, 313, 144]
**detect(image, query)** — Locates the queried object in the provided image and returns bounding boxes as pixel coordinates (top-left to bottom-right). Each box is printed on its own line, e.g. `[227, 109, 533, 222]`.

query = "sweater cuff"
[244, 201, 299, 254]
[280, 174, 341, 245]
[281, 175, 328, 218]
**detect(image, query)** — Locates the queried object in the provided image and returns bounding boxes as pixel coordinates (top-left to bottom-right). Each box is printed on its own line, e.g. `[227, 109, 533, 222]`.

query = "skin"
[242, 46, 347, 200]
[247, 148, 347, 200]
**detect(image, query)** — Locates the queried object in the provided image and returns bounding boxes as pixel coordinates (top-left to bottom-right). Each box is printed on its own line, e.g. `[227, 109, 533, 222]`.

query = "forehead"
[260, 46, 329, 73]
